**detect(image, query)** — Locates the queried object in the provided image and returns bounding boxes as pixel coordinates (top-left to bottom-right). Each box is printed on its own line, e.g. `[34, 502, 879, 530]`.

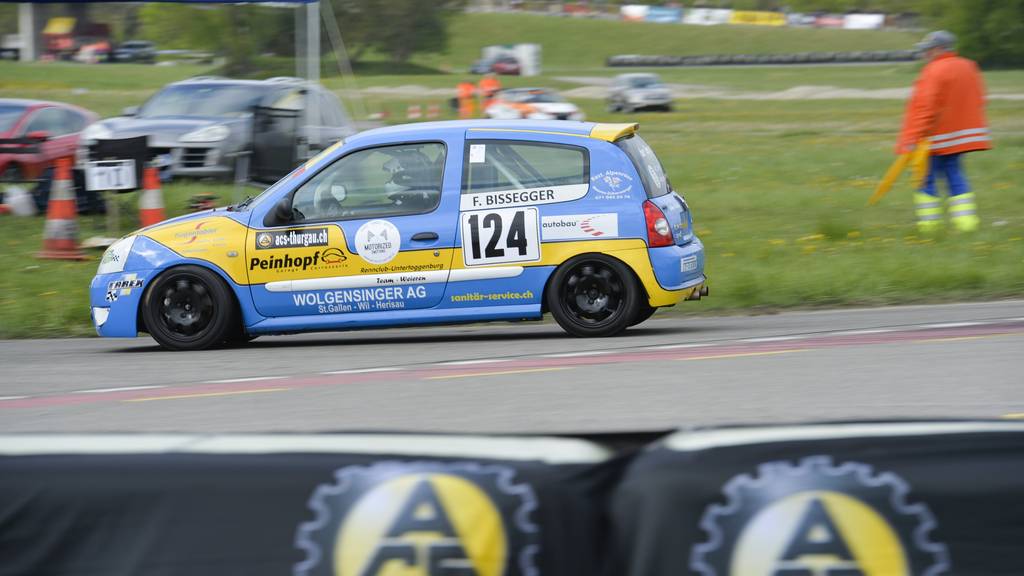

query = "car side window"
[461, 141, 588, 194]
[22, 107, 67, 136]
[290, 142, 445, 223]
[63, 110, 87, 133]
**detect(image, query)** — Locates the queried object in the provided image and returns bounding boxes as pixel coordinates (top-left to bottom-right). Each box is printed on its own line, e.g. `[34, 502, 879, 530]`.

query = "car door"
[252, 88, 303, 182]
[247, 139, 459, 318]
[20, 106, 75, 178]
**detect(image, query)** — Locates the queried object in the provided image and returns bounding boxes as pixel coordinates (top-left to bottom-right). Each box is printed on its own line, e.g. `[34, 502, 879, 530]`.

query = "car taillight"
[643, 200, 673, 247]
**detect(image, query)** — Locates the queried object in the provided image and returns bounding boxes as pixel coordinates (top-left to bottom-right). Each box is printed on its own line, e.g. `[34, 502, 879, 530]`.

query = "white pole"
[294, 4, 305, 79]
[18, 3, 37, 62]
[307, 1, 319, 84]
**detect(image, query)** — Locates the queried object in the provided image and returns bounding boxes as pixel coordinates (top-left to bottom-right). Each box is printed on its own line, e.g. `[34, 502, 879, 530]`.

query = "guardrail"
[607, 50, 920, 67]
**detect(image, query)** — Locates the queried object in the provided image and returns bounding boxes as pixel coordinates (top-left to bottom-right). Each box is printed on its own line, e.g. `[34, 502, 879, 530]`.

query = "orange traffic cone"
[406, 104, 422, 120]
[38, 157, 86, 260]
[138, 165, 165, 228]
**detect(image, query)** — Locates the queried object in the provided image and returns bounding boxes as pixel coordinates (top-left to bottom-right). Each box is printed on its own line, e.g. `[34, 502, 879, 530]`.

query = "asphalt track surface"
[2, 300, 1023, 433]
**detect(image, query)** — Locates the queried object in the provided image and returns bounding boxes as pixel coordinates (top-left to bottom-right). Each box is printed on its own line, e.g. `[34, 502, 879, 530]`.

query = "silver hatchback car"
[607, 73, 674, 113]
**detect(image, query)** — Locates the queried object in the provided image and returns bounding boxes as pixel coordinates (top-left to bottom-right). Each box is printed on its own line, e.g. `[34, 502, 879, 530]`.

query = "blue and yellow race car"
[91, 120, 706, 350]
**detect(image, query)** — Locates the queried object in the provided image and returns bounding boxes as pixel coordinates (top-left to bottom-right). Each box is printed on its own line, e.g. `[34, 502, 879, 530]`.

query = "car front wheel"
[547, 255, 640, 337]
[142, 265, 239, 351]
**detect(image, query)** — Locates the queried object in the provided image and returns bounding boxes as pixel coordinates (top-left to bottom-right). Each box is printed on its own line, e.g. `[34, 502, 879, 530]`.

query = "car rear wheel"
[142, 265, 238, 351]
[547, 255, 640, 337]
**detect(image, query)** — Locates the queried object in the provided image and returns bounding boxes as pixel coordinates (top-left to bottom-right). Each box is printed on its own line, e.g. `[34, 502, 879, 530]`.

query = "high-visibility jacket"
[479, 76, 501, 96]
[897, 52, 991, 156]
[457, 82, 476, 100]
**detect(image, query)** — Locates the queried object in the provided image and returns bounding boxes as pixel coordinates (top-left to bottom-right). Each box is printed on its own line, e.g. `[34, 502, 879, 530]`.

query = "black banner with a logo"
[608, 422, 1024, 576]
[0, 435, 617, 576]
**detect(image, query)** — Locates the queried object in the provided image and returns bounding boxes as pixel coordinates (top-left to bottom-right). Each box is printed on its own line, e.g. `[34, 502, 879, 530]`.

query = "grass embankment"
[0, 14, 1022, 337]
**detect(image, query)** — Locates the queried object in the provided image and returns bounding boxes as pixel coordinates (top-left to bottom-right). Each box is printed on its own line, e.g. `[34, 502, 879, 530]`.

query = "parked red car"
[0, 99, 97, 182]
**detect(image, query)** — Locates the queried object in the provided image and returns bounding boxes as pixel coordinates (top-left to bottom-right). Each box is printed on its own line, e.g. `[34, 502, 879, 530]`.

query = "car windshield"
[138, 84, 268, 118]
[0, 104, 27, 132]
[522, 91, 563, 103]
[629, 76, 663, 88]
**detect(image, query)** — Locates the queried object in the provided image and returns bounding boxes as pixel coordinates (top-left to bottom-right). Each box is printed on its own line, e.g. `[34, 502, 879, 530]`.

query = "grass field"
[1, 13, 1022, 338]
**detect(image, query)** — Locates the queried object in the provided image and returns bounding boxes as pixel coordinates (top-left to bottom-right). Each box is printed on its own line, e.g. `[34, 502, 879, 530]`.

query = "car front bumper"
[90, 268, 162, 337]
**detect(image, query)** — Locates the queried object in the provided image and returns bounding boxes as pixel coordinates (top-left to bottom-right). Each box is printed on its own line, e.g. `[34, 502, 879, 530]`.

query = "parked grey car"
[78, 77, 353, 182]
[111, 40, 156, 63]
[607, 73, 673, 113]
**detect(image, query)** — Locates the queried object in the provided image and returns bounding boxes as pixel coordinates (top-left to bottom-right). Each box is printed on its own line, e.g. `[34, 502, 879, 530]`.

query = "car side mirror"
[122, 106, 139, 117]
[25, 130, 50, 141]
[273, 196, 294, 224]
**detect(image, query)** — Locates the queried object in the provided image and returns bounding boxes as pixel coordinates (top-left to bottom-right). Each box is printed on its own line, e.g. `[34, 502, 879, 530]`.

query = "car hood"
[137, 206, 251, 235]
[627, 88, 672, 99]
[97, 116, 245, 140]
[530, 102, 579, 114]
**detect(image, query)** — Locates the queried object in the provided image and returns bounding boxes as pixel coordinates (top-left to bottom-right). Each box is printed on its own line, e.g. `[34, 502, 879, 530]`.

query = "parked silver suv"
[78, 77, 353, 183]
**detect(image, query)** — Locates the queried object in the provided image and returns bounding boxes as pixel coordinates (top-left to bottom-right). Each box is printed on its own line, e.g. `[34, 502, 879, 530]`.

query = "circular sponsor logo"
[354, 220, 400, 265]
[691, 456, 949, 576]
[590, 170, 633, 199]
[294, 461, 539, 576]
[256, 232, 273, 249]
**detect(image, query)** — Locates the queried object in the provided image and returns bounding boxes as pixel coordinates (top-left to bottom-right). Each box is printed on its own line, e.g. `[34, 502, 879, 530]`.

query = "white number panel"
[460, 207, 541, 267]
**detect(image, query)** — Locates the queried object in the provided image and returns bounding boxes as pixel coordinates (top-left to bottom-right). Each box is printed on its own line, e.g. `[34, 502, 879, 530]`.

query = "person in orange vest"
[897, 30, 991, 233]
[456, 81, 476, 120]
[478, 73, 502, 112]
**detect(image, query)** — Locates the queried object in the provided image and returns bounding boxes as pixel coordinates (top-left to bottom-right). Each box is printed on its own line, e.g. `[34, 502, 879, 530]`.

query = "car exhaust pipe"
[687, 285, 709, 301]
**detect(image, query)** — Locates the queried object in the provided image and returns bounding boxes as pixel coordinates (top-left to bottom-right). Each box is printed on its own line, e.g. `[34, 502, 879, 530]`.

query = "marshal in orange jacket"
[897, 52, 992, 155]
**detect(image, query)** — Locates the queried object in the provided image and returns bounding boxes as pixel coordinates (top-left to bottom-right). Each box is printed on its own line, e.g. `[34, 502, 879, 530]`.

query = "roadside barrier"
[138, 164, 166, 227]
[3, 422, 1024, 574]
[608, 421, 1024, 575]
[37, 156, 86, 260]
[426, 104, 441, 119]
[0, 433, 616, 576]
[607, 49, 918, 67]
[405, 104, 423, 120]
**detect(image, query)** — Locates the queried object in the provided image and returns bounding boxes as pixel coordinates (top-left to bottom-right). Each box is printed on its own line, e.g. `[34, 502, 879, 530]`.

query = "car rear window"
[616, 134, 670, 198]
[462, 140, 588, 193]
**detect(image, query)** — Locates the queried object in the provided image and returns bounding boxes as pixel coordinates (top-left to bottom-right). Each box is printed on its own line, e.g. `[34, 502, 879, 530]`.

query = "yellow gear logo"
[295, 462, 539, 576]
[691, 457, 950, 576]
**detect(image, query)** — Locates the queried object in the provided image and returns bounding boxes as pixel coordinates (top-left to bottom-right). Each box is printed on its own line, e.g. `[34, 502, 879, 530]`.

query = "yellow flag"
[867, 141, 930, 206]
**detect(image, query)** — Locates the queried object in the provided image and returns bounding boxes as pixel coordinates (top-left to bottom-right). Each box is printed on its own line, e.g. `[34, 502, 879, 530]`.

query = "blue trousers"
[921, 153, 970, 197]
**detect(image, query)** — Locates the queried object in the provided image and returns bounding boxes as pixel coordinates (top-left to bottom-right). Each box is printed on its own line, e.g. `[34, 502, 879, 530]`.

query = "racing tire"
[629, 303, 657, 327]
[142, 265, 239, 351]
[546, 254, 640, 338]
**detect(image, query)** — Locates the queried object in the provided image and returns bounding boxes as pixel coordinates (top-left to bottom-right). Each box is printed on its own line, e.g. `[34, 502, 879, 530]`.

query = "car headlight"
[82, 123, 113, 141]
[97, 236, 136, 275]
[180, 124, 229, 143]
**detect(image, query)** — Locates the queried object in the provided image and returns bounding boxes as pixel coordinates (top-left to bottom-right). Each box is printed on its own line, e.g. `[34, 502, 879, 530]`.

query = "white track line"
[0, 396, 27, 401]
[73, 385, 167, 394]
[204, 376, 284, 384]
[738, 335, 806, 343]
[648, 343, 715, 350]
[435, 358, 512, 366]
[541, 350, 614, 358]
[322, 367, 402, 375]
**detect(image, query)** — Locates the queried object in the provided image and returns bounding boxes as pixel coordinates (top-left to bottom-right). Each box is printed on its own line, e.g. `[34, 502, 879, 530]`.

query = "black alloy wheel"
[547, 254, 640, 337]
[142, 265, 238, 351]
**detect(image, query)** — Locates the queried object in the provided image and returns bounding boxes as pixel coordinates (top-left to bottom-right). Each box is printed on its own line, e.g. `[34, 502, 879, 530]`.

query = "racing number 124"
[467, 211, 527, 259]
[461, 207, 540, 266]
